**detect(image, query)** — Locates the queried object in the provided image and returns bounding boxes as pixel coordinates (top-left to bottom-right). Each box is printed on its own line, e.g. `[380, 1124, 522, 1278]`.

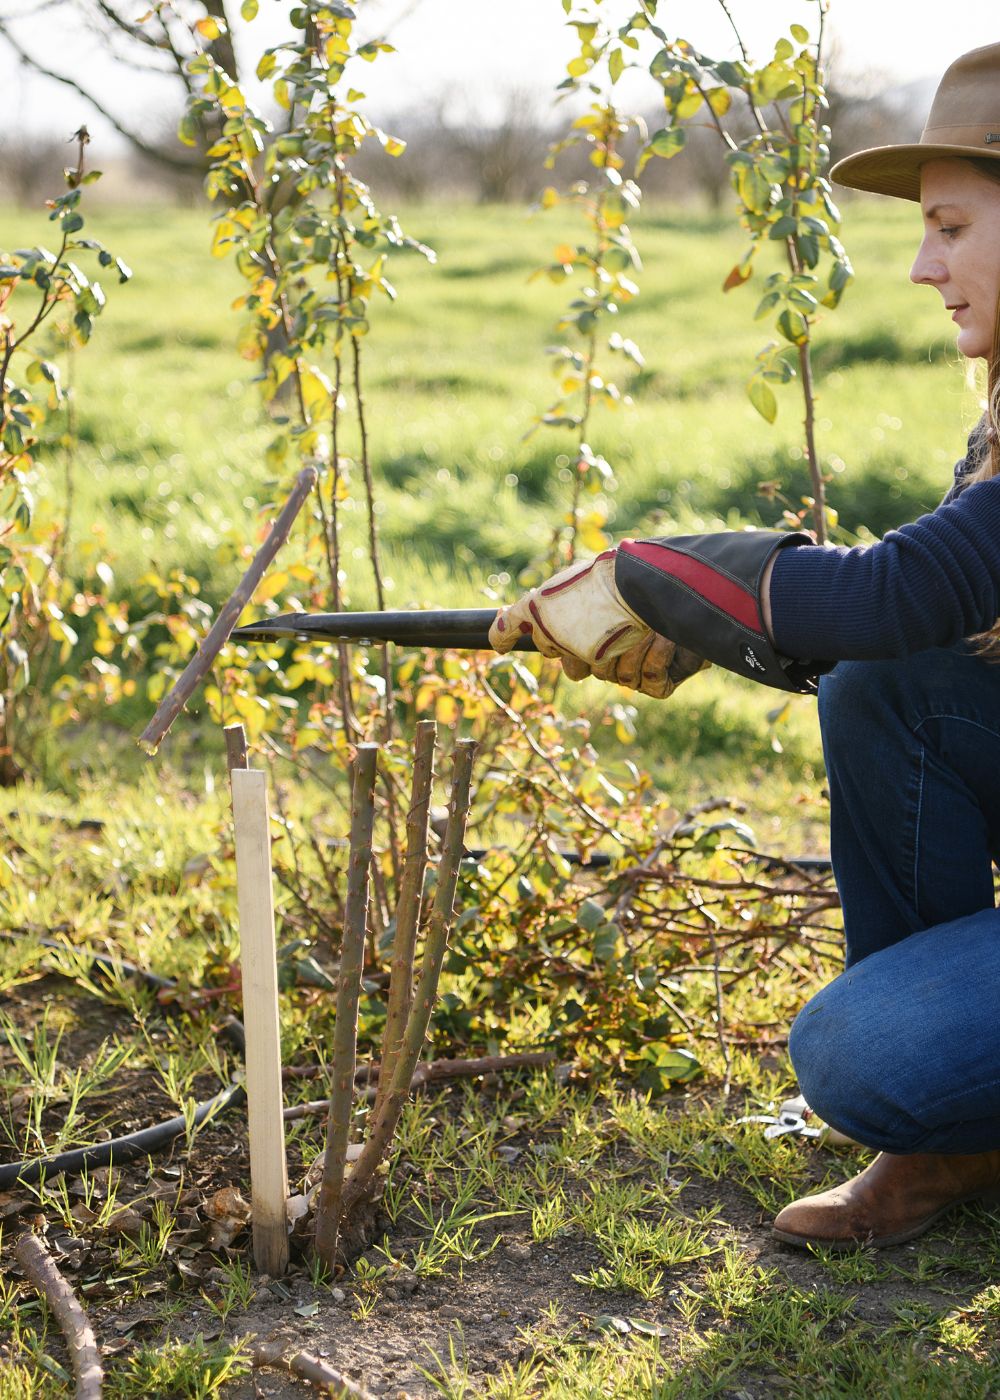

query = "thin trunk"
[375, 720, 436, 1121]
[313, 743, 379, 1267]
[340, 739, 477, 1218]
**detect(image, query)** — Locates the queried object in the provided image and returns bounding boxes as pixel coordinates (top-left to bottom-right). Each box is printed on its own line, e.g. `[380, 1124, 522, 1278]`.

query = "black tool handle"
[230, 608, 537, 651]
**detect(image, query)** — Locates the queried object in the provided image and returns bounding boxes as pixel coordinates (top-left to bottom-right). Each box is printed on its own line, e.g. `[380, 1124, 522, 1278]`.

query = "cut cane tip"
[136, 736, 159, 757]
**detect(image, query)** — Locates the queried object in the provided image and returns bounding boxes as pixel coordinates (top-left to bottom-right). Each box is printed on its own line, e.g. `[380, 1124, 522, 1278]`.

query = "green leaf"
[592, 924, 620, 963]
[241, 0, 259, 16]
[790, 22, 810, 42]
[594, 1316, 631, 1335]
[655, 1048, 701, 1083]
[177, 112, 200, 147]
[748, 378, 777, 423]
[777, 308, 809, 345]
[578, 898, 607, 932]
[608, 47, 624, 84]
[647, 126, 686, 159]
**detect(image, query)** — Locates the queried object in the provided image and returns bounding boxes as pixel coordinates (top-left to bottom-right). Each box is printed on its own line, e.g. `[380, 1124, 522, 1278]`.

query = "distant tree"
[0, 0, 239, 172]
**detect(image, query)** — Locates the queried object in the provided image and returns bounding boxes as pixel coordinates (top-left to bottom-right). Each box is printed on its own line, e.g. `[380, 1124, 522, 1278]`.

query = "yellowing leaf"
[195, 16, 224, 39]
[722, 262, 752, 292]
[299, 364, 333, 420]
[435, 694, 459, 725]
[253, 570, 289, 602]
[210, 218, 238, 258]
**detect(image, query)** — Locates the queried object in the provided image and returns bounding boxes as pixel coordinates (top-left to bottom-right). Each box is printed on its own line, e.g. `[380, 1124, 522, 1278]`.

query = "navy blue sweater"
[769, 424, 1000, 661]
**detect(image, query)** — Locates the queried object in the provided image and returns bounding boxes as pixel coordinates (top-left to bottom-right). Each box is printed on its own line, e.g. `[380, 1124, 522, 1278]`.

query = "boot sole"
[771, 1184, 1000, 1251]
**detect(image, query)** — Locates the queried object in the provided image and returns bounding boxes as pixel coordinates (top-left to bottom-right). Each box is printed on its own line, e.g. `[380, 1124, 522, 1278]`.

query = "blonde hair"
[954, 159, 1000, 655]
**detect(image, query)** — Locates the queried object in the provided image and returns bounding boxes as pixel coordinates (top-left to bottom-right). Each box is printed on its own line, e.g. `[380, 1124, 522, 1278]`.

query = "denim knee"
[817, 658, 900, 751]
[788, 976, 925, 1153]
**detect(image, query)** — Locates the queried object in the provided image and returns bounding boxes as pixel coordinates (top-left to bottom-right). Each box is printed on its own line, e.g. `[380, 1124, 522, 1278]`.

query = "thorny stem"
[314, 742, 378, 1268]
[568, 114, 615, 565]
[340, 739, 477, 1219]
[376, 718, 436, 1123]
[327, 154, 356, 738]
[352, 334, 396, 740]
[718, 2, 829, 542]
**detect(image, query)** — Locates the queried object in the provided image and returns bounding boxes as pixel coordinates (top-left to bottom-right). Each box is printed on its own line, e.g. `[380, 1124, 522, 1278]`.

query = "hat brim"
[831, 143, 1000, 202]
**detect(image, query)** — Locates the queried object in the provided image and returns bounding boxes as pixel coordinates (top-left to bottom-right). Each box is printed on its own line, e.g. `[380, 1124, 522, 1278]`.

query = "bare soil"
[3, 975, 998, 1398]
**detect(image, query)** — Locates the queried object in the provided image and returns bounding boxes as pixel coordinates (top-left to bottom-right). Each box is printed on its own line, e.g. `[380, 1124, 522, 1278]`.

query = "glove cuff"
[615, 531, 833, 693]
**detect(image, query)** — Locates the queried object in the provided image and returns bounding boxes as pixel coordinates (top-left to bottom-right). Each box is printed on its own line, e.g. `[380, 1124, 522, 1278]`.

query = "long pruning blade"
[230, 609, 537, 652]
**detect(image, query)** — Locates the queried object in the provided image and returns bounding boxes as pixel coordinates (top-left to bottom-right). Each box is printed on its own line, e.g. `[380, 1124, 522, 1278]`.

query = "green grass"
[0, 775, 996, 1396]
[4, 193, 976, 815]
[0, 195, 975, 597]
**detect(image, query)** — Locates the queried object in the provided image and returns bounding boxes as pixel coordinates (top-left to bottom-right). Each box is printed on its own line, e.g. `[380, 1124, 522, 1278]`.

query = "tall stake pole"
[231, 763, 290, 1277]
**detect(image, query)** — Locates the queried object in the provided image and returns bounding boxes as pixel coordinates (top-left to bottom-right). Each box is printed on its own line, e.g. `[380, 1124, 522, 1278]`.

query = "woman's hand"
[488, 549, 709, 698]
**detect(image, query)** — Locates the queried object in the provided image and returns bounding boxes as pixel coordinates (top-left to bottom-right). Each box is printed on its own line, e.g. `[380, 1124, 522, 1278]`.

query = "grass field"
[2, 194, 977, 594]
[0, 193, 984, 814]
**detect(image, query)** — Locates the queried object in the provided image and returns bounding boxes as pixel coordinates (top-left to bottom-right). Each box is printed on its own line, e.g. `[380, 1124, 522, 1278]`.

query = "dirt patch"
[4, 976, 1000, 1396]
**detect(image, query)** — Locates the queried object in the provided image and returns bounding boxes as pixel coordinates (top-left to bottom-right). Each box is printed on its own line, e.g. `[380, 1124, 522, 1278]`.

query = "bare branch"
[15, 1235, 103, 1400]
[0, 19, 203, 173]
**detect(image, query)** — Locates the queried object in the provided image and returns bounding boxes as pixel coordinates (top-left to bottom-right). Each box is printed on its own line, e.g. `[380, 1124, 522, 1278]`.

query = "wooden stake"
[231, 766, 289, 1277]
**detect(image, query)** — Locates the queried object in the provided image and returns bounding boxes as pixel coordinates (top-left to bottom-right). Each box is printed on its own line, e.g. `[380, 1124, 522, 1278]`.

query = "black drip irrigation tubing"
[461, 846, 832, 874]
[0, 829, 832, 1187]
[0, 934, 246, 1188]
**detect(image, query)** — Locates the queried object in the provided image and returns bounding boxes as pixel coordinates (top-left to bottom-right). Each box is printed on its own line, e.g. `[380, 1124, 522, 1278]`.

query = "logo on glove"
[742, 645, 766, 673]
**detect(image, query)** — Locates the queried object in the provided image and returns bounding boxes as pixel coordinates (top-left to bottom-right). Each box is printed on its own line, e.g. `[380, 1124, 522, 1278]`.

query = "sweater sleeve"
[769, 475, 1000, 661]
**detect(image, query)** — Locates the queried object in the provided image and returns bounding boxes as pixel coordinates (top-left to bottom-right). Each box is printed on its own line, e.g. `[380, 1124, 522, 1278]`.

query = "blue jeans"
[789, 646, 1000, 1154]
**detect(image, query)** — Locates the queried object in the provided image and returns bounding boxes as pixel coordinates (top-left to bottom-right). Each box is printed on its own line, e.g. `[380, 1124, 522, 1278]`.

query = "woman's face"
[911, 158, 1000, 360]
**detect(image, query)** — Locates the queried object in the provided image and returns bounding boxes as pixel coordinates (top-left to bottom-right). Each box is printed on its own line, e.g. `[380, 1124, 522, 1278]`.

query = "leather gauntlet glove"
[614, 530, 833, 693]
[488, 550, 708, 699]
[491, 531, 832, 696]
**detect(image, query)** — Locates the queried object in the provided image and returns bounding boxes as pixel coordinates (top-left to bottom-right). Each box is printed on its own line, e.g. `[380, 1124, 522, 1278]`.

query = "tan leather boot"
[772, 1150, 1000, 1249]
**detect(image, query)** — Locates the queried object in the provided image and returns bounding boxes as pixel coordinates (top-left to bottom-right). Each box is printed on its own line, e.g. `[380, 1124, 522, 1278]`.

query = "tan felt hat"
[831, 43, 1000, 202]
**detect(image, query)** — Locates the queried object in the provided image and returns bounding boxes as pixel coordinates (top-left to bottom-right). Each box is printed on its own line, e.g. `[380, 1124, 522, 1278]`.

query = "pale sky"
[0, 0, 996, 152]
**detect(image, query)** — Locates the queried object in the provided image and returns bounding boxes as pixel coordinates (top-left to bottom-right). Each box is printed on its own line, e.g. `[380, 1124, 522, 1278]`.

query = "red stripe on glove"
[619, 540, 762, 634]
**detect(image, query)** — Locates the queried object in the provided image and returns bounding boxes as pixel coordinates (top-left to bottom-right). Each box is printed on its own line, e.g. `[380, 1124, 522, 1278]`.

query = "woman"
[490, 43, 1000, 1249]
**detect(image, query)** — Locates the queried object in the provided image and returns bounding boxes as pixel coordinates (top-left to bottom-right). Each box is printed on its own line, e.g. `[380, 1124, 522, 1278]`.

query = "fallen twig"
[15, 1233, 103, 1400]
[282, 1050, 559, 1119]
[138, 465, 317, 754]
[253, 1339, 377, 1398]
